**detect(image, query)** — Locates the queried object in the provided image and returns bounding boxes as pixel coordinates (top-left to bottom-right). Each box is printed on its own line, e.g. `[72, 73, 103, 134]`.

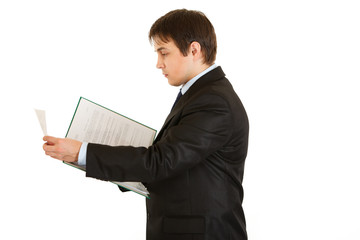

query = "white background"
[1, 0, 359, 239]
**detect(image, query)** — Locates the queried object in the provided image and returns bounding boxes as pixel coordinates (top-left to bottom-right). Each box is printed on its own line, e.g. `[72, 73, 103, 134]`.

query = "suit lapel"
[154, 101, 184, 143]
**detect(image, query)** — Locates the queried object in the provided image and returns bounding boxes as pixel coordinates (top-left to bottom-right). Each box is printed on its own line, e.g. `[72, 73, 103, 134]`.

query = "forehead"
[153, 37, 176, 51]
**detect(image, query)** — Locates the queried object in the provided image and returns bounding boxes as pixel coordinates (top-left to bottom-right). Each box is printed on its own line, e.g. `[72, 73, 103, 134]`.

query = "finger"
[43, 136, 58, 144]
[43, 142, 57, 152]
[44, 150, 53, 157]
[46, 151, 63, 161]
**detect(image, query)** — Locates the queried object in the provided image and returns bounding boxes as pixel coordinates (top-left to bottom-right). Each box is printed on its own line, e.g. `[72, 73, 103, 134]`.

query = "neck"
[187, 63, 211, 81]
[181, 63, 217, 94]
[196, 63, 211, 75]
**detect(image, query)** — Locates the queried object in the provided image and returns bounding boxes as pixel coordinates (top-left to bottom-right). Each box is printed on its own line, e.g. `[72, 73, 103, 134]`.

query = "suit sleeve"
[85, 94, 232, 183]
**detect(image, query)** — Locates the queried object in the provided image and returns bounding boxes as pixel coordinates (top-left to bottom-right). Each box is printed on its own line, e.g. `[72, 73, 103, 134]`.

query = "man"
[43, 9, 249, 240]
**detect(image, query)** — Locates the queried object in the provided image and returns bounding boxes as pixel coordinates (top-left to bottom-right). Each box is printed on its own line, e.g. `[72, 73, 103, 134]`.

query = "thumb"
[43, 136, 58, 144]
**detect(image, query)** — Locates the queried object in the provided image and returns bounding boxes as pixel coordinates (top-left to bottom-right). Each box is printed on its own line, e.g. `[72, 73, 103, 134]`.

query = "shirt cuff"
[78, 142, 88, 166]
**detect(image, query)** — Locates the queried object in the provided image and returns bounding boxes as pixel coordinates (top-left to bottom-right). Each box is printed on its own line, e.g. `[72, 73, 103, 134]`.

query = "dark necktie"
[171, 89, 183, 110]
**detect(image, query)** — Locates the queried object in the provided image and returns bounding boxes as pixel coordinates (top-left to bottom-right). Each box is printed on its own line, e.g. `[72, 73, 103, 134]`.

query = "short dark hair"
[149, 9, 217, 65]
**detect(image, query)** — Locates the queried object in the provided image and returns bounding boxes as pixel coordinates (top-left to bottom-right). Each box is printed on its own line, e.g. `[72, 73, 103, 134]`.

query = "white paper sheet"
[34, 109, 47, 135]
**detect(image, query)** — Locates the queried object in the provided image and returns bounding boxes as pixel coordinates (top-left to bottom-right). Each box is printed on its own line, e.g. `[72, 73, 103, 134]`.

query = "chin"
[168, 79, 181, 87]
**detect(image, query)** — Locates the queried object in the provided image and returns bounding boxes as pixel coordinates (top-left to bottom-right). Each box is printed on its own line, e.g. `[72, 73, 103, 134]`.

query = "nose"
[156, 56, 164, 69]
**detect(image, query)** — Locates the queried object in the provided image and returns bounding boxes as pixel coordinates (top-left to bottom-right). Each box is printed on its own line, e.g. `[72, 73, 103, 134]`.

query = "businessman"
[43, 9, 249, 240]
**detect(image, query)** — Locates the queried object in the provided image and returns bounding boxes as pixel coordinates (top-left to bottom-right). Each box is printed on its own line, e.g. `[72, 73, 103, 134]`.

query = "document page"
[65, 97, 156, 198]
[34, 109, 47, 135]
[66, 98, 155, 148]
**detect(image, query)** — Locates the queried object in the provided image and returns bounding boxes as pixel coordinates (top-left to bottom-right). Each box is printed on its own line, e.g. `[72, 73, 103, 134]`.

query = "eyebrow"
[155, 47, 168, 52]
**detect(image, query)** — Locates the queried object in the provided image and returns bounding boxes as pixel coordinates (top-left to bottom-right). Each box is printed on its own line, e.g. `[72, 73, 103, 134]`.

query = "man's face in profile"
[154, 38, 195, 87]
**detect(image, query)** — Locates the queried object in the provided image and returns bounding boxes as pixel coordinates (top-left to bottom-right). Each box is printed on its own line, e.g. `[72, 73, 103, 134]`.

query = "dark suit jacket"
[86, 66, 249, 240]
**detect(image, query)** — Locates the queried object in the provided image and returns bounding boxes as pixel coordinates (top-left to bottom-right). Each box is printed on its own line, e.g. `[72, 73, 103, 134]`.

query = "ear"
[189, 41, 203, 61]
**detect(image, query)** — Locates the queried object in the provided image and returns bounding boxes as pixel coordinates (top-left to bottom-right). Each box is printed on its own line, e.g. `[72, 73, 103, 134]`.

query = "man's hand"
[43, 136, 82, 163]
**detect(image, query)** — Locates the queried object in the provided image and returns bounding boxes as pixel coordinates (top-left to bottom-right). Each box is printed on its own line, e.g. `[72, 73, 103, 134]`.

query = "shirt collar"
[181, 64, 217, 95]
